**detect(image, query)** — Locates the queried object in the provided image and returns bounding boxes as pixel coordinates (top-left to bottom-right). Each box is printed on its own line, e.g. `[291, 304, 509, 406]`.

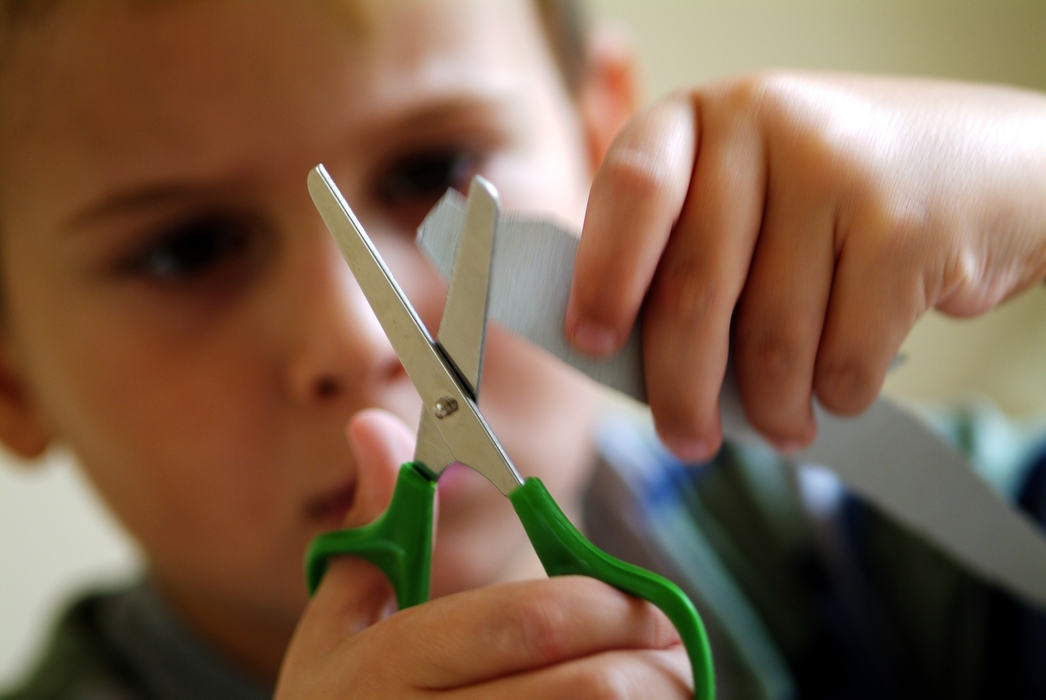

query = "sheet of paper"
[418, 188, 1046, 610]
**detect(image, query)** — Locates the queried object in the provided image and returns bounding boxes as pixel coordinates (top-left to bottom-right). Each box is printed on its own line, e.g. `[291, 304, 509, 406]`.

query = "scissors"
[304, 164, 714, 700]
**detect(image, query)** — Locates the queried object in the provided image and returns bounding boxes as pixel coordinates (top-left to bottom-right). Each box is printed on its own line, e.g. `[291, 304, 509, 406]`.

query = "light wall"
[592, 0, 1046, 97]
[2, 0, 1045, 689]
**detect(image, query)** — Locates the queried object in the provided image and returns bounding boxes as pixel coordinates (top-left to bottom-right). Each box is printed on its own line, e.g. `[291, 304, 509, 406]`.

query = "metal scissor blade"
[415, 408, 456, 473]
[308, 165, 524, 495]
[436, 177, 499, 399]
[309, 165, 435, 394]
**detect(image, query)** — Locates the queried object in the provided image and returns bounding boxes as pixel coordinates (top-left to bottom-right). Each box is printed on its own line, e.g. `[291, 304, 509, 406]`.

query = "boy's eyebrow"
[65, 92, 520, 230]
[66, 183, 222, 230]
[383, 93, 517, 132]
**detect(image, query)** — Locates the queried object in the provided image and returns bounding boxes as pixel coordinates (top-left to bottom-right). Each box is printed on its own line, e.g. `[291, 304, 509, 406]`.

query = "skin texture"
[275, 409, 691, 699]
[566, 75, 1046, 458]
[0, 0, 645, 687]
[2, 0, 1046, 697]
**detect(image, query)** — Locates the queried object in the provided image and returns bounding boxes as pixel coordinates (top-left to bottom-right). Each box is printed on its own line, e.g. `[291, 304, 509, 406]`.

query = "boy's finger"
[731, 185, 835, 451]
[285, 409, 418, 658]
[566, 96, 695, 357]
[814, 238, 924, 415]
[301, 558, 397, 647]
[380, 576, 681, 689]
[343, 408, 418, 528]
[454, 647, 692, 700]
[642, 109, 766, 461]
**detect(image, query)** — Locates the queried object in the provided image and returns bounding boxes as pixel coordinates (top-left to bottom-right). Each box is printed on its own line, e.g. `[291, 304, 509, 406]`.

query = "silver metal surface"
[414, 409, 456, 474]
[436, 178, 498, 398]
[308, 165, 524, 495]
[434, 397, 459, 419]
[417, 186, 1046, 611]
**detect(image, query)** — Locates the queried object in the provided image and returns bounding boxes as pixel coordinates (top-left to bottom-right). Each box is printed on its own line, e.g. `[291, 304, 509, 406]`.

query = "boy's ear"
[0, 342, 52, 460]
[577, 23, 640, 174]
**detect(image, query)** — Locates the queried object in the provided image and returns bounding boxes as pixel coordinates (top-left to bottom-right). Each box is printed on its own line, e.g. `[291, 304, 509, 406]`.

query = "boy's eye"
[123, 212, 254, 283]
[376, 149, 480, 215]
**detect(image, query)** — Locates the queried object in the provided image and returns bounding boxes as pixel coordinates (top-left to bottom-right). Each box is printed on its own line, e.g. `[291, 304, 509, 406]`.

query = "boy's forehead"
[0, 0, 558, 224]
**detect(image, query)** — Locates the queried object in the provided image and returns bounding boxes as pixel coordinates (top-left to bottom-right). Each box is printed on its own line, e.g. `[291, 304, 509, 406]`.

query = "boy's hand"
[567, 74, 1046, 459]
[274, 409, 692, 699]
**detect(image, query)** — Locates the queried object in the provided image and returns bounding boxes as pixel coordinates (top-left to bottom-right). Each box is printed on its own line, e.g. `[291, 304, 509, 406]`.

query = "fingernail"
[662, 435, 716, 463]
[772, 423, 817, 455]
[773, 439, 804, 455]
[572, 320, 620, 357]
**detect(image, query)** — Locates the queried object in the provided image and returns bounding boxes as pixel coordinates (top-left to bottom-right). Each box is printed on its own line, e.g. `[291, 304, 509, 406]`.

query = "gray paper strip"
[418, 190, 647, 400]
[417, 188, 1046, 610]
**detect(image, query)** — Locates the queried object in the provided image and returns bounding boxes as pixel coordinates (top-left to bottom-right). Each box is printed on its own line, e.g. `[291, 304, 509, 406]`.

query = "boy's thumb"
[342, 408, 416, 528]
[292, 409, 417, 653]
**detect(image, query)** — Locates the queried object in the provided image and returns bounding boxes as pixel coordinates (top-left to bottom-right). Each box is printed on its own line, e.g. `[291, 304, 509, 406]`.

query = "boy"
[1, 0, 1044, 698]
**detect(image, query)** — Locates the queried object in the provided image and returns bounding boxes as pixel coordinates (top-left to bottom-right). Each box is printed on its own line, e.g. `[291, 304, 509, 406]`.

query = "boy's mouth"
[305, 481, 357, 527]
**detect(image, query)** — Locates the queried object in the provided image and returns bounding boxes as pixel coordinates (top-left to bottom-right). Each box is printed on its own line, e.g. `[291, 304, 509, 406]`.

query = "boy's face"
[0, 0, 602, 651]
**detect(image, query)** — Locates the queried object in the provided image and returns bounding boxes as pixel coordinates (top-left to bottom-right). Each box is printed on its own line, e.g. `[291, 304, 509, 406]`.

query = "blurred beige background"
[2, 0, 1045, 689]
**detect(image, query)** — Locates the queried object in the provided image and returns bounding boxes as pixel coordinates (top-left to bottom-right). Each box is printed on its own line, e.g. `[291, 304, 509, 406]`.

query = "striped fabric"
[583, 404, 1046, 700]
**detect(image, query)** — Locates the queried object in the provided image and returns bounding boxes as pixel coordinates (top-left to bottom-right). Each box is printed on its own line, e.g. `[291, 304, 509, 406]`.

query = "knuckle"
[733, 326, 815, 434]
[718, 72, 776, 113]
[714, 71, 811, 135]
[638, 601, 681, 648]
[705, 70, 778, 108]
[867, 195, 931, 246]
[599, 143, 681, 203]
[937, 246, 990, 314]
[572, 663, 632, 700]
[945, 247, 982, 294]
[738, 330, 802, 383]
[503, 586, 570, 663]
[651, 259, 728, 324]
[598, 96, 695, 205]
[720, 74, 870, 186]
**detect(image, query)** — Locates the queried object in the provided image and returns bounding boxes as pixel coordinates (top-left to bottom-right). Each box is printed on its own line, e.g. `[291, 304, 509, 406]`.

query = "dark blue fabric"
[670, 448, 900, 700]
[984, 444, 1046, 699]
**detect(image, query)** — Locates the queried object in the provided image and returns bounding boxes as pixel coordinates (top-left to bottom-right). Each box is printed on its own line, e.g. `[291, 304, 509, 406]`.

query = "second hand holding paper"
[417, 187, 1046, 611]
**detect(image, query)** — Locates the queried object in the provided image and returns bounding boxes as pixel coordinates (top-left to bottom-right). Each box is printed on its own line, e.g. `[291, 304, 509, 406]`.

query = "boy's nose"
[283, 240, 403, 409]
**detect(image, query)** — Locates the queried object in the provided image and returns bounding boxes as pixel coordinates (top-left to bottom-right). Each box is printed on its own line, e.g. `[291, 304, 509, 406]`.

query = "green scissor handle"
[305, 464, 715, 700]
[511, 477, 715, 700]
[306, 462, 436, 608]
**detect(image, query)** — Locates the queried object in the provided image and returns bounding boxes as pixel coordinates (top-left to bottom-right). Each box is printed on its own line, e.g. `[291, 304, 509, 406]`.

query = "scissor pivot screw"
[434, 396, 459, 419]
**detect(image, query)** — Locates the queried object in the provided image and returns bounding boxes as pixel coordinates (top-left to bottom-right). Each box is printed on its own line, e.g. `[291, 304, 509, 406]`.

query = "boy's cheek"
[31, 339, 316, 576]
[482, 329, 599, 471]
